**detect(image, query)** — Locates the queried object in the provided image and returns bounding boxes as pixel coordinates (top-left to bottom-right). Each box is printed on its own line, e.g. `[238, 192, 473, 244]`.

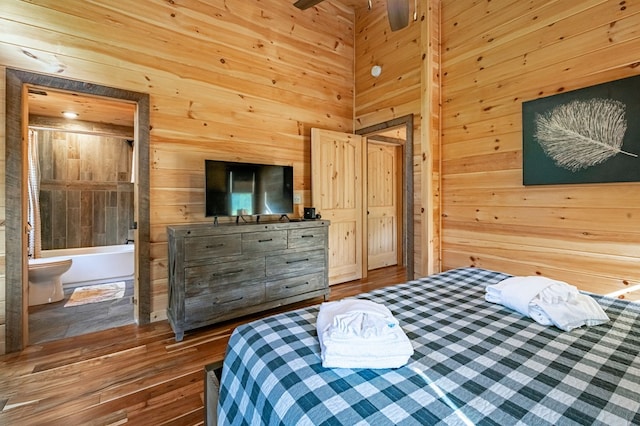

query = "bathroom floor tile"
[29, 323, 69, 344]
[28, 280, 135, 345]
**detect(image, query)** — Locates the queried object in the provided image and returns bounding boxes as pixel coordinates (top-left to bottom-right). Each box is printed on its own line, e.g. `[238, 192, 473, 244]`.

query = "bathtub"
[41, 244, 135, 287]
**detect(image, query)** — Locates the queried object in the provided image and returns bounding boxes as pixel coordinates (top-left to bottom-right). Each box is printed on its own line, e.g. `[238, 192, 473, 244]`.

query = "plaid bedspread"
[217, 267, 640, 425]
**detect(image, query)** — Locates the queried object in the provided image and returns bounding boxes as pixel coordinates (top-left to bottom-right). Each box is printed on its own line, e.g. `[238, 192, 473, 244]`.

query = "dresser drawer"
[242, 230, 287, 253]
[185, 282, 265, 323]
[265, 273, 325, 301]
[266, 250, 325, 277]
[184, 234, 241, 261]
[185, 258, 265, 295]
[288, 227, 327, 250]
[167, 220, 329, 341]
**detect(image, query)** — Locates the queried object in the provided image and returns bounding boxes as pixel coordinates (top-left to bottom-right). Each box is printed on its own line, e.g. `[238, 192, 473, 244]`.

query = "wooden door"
[311, 128, 364, 285]
[367, 142, 400, 270]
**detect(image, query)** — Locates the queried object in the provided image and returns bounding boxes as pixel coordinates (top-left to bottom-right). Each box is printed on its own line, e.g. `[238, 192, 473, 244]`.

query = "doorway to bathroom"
[5, 69, 151, 352]
[27, 90, 137, 344]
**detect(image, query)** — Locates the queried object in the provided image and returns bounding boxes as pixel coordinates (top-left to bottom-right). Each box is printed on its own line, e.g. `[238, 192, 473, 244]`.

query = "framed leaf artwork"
[522, 74, 640, 185]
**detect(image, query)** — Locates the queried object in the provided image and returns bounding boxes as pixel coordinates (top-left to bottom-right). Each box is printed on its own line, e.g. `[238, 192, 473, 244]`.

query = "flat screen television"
[204, 159, 294, 218]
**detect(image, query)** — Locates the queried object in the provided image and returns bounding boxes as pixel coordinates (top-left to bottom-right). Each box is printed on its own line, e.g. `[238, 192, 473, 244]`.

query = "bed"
[216, 267, 640, 425]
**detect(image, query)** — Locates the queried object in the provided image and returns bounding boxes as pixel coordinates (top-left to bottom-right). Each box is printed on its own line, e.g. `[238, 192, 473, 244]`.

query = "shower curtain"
[27, 129, 42, 258]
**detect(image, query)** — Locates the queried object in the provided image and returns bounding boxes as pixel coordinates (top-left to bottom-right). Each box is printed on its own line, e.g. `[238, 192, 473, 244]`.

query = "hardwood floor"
[0, 266, 407, 425]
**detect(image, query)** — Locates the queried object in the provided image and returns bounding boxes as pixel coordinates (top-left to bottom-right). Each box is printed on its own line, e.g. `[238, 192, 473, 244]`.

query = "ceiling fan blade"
[293, 0, 325, 10]
[386, 0, 410, 31]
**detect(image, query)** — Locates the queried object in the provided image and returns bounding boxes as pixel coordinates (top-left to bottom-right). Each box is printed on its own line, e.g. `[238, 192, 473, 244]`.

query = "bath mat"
[65, 282, 126, 307]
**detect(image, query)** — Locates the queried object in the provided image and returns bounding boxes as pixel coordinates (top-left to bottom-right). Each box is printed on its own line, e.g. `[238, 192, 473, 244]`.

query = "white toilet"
[28, 258, 73, 306]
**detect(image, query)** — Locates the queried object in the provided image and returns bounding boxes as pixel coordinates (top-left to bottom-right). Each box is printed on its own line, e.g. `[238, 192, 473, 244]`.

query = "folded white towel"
[531, 292, 609, 331]
[320, 299, 399, 341]
[327, 312, 397, 340]
[321, 327, 413, 368]
[318, 354, 411, 370]
[499, 276, 557, 317]
[317, 299, 414, 369]
[321, 330, 409, 358]
[539, 282, 578, 304]
[485, 276, 609, 332]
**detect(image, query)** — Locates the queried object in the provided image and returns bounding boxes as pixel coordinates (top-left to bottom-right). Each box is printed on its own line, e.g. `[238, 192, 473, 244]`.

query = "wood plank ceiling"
[28, 87, 135, 128]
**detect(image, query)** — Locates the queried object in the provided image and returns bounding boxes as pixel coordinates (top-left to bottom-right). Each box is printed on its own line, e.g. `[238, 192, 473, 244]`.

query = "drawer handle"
[286, 258, 309, 264]
[285, 281, 309, 289]
[301, 235, 314, 238]
[258, 238, 273, 243]
[211, 269, 244, 277]
[216, 296, 244, 304]
[205, 243, 224, 249]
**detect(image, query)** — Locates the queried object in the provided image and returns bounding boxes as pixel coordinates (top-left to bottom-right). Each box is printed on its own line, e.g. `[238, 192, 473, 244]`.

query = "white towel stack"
[485, 276, 609, 331]
[316, 299, 414, 369]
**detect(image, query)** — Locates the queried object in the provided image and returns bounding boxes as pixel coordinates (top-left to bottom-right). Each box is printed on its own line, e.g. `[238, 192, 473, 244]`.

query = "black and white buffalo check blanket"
[217, 267, 640, 425]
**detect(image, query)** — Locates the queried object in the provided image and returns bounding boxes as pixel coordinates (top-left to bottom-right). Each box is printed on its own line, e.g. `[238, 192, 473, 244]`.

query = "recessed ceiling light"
[62, 111, 79, 119]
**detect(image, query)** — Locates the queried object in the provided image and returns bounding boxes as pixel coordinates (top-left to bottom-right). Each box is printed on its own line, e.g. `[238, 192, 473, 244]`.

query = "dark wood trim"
[135, 90, 151, 326]
[4, 69, 151, 353]
[5, 68, 27, 352]
[356, 114, 414, 280]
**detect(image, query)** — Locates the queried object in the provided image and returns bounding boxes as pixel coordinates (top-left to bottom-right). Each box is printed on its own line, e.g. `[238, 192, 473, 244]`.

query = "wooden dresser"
[167, 220, 330, 341]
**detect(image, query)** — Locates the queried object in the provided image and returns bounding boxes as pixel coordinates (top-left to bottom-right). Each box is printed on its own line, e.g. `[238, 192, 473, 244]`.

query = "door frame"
[356, 114, 414, 280]
[5, 69, 151, 352]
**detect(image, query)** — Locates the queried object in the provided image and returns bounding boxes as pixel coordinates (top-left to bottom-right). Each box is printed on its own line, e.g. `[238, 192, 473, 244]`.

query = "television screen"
[205, 160, 294, 217]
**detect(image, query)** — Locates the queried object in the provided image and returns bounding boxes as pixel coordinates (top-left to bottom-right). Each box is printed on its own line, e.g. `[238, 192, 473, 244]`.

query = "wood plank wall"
[0, 0, 355, 343]
[353, 0, 439, 278]
[440, 0, 640, 299]
[36, 131, 134, 249]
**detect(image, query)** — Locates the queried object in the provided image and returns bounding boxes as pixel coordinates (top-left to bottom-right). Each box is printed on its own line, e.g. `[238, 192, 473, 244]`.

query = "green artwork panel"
[522, 74, 640, 185]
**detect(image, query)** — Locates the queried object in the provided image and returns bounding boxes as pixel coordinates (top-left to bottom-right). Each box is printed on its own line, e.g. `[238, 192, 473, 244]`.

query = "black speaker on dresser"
[304, 207, 316, 220]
